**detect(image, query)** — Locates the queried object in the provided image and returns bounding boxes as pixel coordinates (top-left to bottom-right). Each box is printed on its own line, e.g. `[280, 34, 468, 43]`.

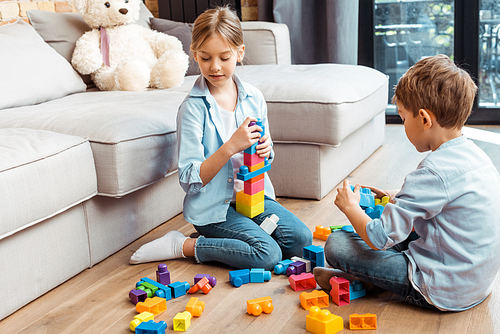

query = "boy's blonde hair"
[392, 54, 477, 129]
[191, 6, 243, 53]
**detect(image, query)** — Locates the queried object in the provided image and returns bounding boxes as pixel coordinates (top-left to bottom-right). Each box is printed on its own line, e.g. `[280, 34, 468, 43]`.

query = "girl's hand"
[226, 117, 261, 155]
[256, 133, 272, 158]
[334, 180, 361, 214]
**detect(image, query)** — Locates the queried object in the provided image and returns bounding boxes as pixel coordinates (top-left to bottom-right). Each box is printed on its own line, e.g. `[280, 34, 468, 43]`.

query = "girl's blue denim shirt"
[177, 74, 275, 226]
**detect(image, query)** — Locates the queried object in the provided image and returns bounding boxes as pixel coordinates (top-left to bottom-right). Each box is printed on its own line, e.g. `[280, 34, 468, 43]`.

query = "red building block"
[244, 152, 265, 166]
[244, 177, 265, 195]
[289, 272, 316, 292]
[330, 277, 350, 306]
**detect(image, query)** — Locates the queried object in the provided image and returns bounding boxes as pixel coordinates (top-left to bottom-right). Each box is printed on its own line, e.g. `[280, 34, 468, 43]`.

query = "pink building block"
[330, 276, 350, 306]
[289, 272, 316, 291]
[244, 177, 265, 195]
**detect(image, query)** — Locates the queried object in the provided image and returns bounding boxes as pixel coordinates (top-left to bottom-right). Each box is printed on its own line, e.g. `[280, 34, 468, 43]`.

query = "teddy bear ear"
[72, 0, 87, 13]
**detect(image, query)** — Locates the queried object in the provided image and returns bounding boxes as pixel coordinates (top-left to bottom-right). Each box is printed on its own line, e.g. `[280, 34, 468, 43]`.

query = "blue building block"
[349, 280, 366, 300]
[236, 158, 271, 181]
[229, 269, 250, 287]
[137, 277, 172, 301]
[341, 225, 355, 233]
[303, 245, 325, 269]
[169, 281, 190, 298]
[244, 120, 266, 154]
[274, 259, 294, 275]
[365, 205, 384, 219]
[350, 185, 375, 209]
[249, 268, 272, 283]
[135, 320, 167, 334]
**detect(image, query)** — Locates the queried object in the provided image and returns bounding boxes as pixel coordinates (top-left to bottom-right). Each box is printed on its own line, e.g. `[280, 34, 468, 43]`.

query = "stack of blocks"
[236, 119, 271, 218]
[349, 184, 390, 219]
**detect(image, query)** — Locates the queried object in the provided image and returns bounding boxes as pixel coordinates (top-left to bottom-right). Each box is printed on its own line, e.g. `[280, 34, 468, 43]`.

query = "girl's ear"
[237, 44, 245, 62]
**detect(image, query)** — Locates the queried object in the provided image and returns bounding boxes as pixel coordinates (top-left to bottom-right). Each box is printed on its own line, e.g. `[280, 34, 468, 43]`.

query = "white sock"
[129, 231, 189, 264]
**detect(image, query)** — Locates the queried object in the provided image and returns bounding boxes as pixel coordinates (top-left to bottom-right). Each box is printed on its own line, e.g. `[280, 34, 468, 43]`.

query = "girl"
[130, 6, 312, 270]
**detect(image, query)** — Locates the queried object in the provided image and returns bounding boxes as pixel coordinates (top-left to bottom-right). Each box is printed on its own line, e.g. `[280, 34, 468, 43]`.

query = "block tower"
[236, 119, 271, 218]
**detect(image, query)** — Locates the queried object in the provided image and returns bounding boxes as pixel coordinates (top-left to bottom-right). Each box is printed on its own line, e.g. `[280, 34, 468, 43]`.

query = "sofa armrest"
[241, 21, 291, 65]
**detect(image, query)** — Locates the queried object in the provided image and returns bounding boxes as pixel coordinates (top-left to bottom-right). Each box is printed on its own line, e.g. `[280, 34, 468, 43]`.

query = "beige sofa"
[0, 7, 387, 320]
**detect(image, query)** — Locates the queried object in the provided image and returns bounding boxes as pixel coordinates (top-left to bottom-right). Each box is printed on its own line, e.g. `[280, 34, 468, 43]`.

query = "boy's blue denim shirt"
[367, 135, 500, 311]
[177, 74, 275, 226]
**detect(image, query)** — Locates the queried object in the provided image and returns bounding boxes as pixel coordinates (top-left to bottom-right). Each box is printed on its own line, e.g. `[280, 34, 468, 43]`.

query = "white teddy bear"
[71, 0, 189, 91]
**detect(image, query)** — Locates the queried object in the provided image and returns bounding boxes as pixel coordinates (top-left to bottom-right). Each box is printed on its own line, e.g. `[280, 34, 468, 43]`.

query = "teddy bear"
[71, 0, 189, 91]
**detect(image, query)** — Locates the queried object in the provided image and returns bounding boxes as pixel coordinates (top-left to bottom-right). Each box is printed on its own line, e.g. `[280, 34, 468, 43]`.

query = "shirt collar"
[436, 135, 467, 152]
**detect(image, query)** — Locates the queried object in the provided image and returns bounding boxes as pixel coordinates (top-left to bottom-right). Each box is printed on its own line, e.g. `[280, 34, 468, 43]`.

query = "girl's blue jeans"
[193, 196, 312, 271]
[325, 230, 437, 310]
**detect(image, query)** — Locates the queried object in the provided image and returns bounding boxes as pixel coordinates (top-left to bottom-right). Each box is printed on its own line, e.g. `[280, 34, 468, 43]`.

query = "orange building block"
[185, 297, 205, 317]
[313, 225, 331, 241]
[349, 313, 377, 330]
[306, 306, 343, 334]
[188, 276, 212, 294]
[247, 296, 274, 316]
[300, 290, 329, 310]
[136, 297, 167, 315]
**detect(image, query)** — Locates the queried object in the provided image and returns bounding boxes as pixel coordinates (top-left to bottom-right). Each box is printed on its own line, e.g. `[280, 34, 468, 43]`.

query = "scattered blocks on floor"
[135, 320, 167, 334]
[136, 277, 172, 300]
[156, 263, 170, 285]
[274, 259, 294, 275]
[330, 277, 350, 306]
[169, 281, 191, 298]
[286, 257, 311, 276]
[300, 290, 329, 310]
[185, 297, 205, 317]
[350, 280, 367, 300]
[229, 269, 250, 287]
[349, 313, 377, 330]
[313, 225, 331, 240]
[306, 306, 343, 334]
[289, 272, 316, 292]
[130, 311, 154, 331]
[194, 274, 217, 287]
[303, 245, 324, 269]
[129, 289, 148, 305]
[173, 311, 192, 331]
[250, 268, 272, 283]
[136, 297, 167, 315]
[187, 276, 212, 294]
[247, 296, 274, 316]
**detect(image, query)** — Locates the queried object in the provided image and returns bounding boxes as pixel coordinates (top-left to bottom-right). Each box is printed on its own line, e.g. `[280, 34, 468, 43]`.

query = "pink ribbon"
[100, 27, 110, 67]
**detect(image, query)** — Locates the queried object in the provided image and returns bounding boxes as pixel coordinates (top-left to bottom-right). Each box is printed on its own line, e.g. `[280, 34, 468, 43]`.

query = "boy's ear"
[419, 109, 434, 130]
[237, 44, 245, 62]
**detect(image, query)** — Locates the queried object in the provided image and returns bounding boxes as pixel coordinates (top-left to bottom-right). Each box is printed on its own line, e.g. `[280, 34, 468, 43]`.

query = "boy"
[315, 54, 500, 311]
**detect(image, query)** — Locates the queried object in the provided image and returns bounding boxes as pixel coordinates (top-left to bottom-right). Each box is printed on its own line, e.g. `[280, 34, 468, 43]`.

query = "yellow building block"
[236, 200, 264, 218]
[236, 190, 264, 207]
[306, 306, 343, 334]
[173, 311, 192, 331]
[130, 311, 154, 331]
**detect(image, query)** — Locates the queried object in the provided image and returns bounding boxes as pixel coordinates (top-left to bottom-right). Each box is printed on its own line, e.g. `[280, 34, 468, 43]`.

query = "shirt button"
[228, 178, 233, 183]
[224, 200, 229, 204]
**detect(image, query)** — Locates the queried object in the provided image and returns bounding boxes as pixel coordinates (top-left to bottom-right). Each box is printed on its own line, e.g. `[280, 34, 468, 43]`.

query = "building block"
[244, 152, 265, 167]
[169, 281, 190, 298]
[341, 225, 355, 233]
[136, 277, 172, 300]
[350, 280, 366, 300]
[289, 272, 316, 291]
[330, 277, 350, 306]
[194, 274, 217, 287]
[313, 225, 331, 240]
[236, 159, 271, 181]
[300, 290, 329, 310]
[245, 172, 264, 183]
[130, 311, 154, 331]
[291, 256, 311, 272]
[306, 306, 343, 334]
[136, 297, 167, 315]
[260, 214, 279, 234]
[173, 311, 192, 331]
[286, 260, 307, 276]
[244, 120, 265, 154]
[249, 268, 272, 283]
[236, 190, 264, 207]
[350, 185, 375, 209]
[185, 297, 205, 317]
[236, 200, 265, 218]
[130, 289, 148, 305]
[330, 225, 348, 232]
[349, 313, 377, 330]
[229, 269, 250, 287]
[135, 320, 167, 334]
[303, 245, 325, 269]
[365, 205, 384, 219]
[375, 196, 390, 207]
[248, 161, 265, 172]
[274, 259, 294, 275]
[156, 263, 170, 285]
[244, 176, 265, 195]
[188, 276, 212, 294]
[247, 296, 274, 316]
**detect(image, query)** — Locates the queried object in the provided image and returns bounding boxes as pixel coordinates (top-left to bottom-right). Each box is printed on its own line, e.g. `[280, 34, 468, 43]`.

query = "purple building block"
[194, 274, 217, 287]
[129, 289, 148, 305]
[156, 263, 171, 285]
[286, 261, 306, 276]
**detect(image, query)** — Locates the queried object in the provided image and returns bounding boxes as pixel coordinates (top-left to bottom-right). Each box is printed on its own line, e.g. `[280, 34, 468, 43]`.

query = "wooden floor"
[2, 124, 500, 333]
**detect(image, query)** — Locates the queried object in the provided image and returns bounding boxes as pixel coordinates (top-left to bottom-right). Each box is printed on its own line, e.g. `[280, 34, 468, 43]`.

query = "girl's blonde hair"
[190, 6, 243, 53]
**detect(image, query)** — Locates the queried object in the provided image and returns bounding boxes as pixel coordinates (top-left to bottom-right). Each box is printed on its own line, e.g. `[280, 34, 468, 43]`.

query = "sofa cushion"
[0, 88, 194, 197]
[235, 64, 388, 146]
[0, 128, 97, 240]
[0, 20, 86, 110]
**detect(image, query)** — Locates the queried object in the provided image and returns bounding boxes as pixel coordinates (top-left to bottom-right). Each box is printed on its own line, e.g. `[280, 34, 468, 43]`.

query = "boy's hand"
[362, 185, 398, 203]
[227, 117, 261, 155]
[334, 180, 361, 214]
[256, 133, 272, 158]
